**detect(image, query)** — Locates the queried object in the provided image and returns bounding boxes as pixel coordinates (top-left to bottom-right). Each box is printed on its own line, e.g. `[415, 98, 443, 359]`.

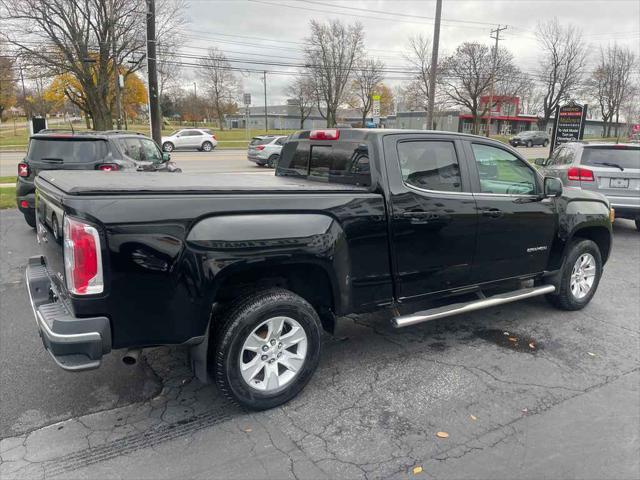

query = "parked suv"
[161, 129, 217, 152]
[509, 130, 550, 147]
[247, 135, 287, 167]
[16, 130, 179, 228]
[537, 142, 640, 230]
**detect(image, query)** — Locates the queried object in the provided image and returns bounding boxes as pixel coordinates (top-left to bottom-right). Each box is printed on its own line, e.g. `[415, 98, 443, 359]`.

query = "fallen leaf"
[469, 415, 477, 421]
[522, 407, 528, 414]
[503, 331, 510, 336]
[529, 342, 536, 349]
[508, 337, 518, 342]
[243, 427, 252, 433]
[412, 466, 423, 475]
[587, 352, 597, 357]
[436, 431, 449, 438]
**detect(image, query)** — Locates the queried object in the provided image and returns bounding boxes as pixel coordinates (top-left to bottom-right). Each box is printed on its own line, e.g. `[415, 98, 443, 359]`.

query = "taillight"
[18, 163, 29, 177]
[211, 134, 217, 140]
[310, 129, 340, 140]
[256, 145, 265, 151]
[98, 163, 119, 172]
[20, 200, 29, 209]
[567, 167, 594, 182]
[63, 216, 103, 295]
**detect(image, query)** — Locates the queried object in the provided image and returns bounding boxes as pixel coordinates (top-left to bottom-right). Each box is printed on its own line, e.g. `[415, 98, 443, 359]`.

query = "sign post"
[372, 94, 381, 127]
[243, 93, 251, 140]
[550, 101, 588, 156]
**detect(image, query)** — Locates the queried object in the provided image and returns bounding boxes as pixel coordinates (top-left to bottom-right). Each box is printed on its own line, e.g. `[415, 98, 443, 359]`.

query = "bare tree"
[535, 19, 587, 130]
[0, 0, 186, 130]
[198, 47, 240, 130]
[304, 19, 364, 127]
[0, 52, 17, 119]
[440, 42, 518, 135]
[286, 74, 315, 128]
[588, 45, 637, 137]
[351, 57, 384, 126]
[403, 34, 432, 112]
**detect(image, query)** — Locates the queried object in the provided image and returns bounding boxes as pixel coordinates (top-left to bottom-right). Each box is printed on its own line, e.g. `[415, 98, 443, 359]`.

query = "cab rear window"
[28, 139, 108, 163]
[277, 141, 371, 186]
[581, 147, 640, 170]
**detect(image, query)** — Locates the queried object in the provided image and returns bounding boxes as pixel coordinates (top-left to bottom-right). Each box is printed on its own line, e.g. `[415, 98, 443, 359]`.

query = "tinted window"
[581, 147, 640, 170]
[121, 138, 143, 161]
[275, 137, 287, 146]
[138, 138, 163, 163]
[471, 144, 537, 195]
[309, 143, 371, 186]
[27, 139, 108, 163]
[180, 130, 201, 137]
[397, 141, 461, 192]
[276, 141, 308, 176]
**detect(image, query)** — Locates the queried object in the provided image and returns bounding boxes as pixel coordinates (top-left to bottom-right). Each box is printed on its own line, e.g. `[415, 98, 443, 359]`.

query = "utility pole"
[110, 0, 123, 130]
[485, 25, 507, 137]
[19, 65, 29, 120]
[193, 82, 197, 127]
[263, 71, 268, 134]
[145, 0, 162, 144]
[425, 0, 442, 131]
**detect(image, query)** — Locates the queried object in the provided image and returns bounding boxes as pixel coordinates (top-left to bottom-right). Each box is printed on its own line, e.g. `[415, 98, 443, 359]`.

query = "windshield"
[582, 147, 640, 170]
[27, 138, 108, 163]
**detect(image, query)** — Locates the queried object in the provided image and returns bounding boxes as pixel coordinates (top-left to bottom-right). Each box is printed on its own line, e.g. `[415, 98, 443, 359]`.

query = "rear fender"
[186, 213, 349, 314]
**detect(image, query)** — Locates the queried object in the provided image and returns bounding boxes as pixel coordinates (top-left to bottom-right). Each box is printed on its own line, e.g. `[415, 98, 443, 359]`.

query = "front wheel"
[201, 141, 214, 152]
[213, 288, 322, 410]
[543, 139, 549, 147]
[546, 238, 602, 311]
[162, 142, 174, 152]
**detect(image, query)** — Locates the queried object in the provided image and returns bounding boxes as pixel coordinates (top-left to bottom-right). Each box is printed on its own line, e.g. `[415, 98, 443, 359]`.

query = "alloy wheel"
[570, 253, 596, 299]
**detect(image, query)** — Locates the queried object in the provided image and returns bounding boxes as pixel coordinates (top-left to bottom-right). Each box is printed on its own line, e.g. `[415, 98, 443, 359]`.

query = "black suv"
[17, 130, 180, 227]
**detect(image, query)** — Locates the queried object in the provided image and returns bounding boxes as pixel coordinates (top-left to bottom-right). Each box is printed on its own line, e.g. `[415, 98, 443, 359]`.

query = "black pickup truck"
[27, 129, 613, 409]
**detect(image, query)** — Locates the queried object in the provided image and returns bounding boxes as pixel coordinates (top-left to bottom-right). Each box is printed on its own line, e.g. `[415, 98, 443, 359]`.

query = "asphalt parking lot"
[0, 197, 638, 478]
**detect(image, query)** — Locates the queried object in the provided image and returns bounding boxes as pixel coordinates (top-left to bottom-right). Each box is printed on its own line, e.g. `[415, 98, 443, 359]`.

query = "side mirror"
[533, 158, 547, 166]
[162, 152, 171, 162]
[544, 176, 563, 197]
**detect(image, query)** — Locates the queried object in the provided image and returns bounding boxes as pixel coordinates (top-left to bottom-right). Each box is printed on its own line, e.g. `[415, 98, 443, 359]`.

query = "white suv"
[161, 129, 218, 152]
[247, 136, 288, 167]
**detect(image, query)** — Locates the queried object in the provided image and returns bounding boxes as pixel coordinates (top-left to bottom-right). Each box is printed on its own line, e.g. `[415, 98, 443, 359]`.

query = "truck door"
[383, 135, 478, 300]
[463, 141, 557, 282]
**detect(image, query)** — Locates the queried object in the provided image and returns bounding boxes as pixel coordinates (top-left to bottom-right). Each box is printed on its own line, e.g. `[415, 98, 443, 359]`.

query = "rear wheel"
[267, 154, 279, 168]
[546, 238, 602, 311]
[213, 288, 322, 410]
[202, 141, 214, 152]
[527, 140, 533, 148]
[23, 211, 36, 229]
[162, 142, 174, 152]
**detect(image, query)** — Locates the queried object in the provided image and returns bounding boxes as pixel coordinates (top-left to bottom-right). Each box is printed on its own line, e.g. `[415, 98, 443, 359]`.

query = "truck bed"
[36, 171, 370, 195]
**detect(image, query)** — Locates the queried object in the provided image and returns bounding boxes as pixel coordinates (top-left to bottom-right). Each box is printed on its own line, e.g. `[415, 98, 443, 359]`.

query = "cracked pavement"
[1, 207, 639, 479]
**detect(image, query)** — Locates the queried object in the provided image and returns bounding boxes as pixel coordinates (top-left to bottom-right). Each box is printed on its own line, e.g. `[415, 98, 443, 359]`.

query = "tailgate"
[35, 187, 67, 296]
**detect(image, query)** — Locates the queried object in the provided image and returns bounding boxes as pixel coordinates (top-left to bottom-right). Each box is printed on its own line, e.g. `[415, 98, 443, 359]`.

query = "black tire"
[202, 141, 214, 152]
[543, 139, 549, 147]
[635, 218, 640, 231]
[546, 238, 602, 311]
[23, 211, 36, 229]
[527, 140, 533, 148]
[213, 288, 322, 410]
[267, 154, 279, 168]
[162, 142, 174, 152]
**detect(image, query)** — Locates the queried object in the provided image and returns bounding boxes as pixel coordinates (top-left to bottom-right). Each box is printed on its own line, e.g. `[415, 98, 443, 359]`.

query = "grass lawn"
[0, 186, 16, 209]
[0, 125, 296, 150]
[0, 176, 17, 184]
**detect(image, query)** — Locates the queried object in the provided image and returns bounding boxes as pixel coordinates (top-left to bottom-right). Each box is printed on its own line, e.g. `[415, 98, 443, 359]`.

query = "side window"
[562, 147, 576, 165]
[122, 138, 142, 161]
[182, 130, 198, 137]
[471, 144, 537, 195]
[397, 140, 462, 192]
[139, 139, 163, 163]
[275, 137, 286, 146]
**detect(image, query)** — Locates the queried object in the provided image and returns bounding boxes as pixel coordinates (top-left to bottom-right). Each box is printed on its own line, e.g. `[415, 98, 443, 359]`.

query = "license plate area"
[610, 178, 629, 188]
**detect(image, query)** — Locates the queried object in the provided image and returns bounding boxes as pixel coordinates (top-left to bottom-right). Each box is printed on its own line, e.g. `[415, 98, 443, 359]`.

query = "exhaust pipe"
[122, 348, 142, 366]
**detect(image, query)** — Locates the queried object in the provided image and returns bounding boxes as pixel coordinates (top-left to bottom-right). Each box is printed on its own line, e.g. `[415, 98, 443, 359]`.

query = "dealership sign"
[550, 101, 588, 153]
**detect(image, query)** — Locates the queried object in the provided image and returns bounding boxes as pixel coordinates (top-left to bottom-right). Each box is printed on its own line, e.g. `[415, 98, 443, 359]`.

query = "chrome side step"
[392, 285, 556, 328]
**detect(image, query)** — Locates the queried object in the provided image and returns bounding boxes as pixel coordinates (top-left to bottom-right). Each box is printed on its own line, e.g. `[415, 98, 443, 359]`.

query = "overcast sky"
[180, 0, 640, 105]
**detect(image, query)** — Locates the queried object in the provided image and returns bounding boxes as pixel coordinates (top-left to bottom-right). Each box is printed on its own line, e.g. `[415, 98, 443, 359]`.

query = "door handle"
[396, 210, 438, 219]
[481, 208, 503, 218]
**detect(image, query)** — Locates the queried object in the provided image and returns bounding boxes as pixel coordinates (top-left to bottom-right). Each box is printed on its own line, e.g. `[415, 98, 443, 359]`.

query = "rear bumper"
[16, 179, 35, 214]
[26, 256, 111, 371]
[607, 195, 640, 220]
[248, 154, 267, 165]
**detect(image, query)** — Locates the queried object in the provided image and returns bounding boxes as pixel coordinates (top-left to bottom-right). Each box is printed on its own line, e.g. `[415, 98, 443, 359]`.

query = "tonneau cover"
[36, 171, 370, 195]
